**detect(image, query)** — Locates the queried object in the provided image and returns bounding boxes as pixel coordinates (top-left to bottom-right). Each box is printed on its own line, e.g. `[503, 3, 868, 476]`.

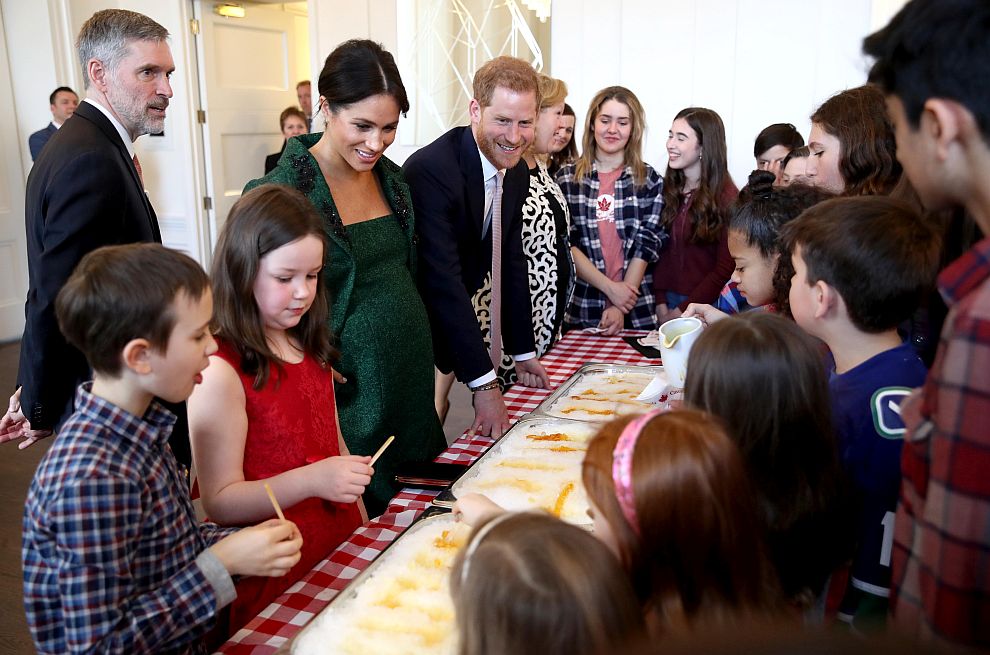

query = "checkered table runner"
[217, 330, 652, 653]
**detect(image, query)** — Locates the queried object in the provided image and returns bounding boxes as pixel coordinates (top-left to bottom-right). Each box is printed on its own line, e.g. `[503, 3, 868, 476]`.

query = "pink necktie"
[132, 154, 145, 189]
[490, 171, 504, 369]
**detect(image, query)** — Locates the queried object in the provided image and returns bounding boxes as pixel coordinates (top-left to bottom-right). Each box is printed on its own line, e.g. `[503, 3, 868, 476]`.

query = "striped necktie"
[490, 170, 504, 369]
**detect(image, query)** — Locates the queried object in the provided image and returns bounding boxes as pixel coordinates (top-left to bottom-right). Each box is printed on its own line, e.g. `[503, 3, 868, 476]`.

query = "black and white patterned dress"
[473, 161, 575, 387]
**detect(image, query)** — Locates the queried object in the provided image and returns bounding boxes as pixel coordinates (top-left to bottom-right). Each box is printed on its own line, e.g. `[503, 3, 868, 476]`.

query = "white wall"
[550, 0, 905, 186]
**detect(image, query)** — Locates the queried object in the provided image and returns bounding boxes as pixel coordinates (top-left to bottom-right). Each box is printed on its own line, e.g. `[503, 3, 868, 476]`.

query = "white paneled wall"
[551, 0, 889, 185]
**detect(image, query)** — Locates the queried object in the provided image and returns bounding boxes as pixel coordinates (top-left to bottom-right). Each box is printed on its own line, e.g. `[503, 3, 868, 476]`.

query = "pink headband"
[611, 408, 667, 535]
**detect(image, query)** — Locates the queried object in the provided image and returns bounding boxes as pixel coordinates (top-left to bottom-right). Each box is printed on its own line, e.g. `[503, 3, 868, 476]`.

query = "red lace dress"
[213, 338, 362, 632]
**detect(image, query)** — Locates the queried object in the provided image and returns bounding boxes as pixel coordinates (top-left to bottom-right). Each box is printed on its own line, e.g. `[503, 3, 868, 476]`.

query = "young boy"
[864, 0, 990, 646]
[22, 244, 303, 654]
[782, 196, 941, 630]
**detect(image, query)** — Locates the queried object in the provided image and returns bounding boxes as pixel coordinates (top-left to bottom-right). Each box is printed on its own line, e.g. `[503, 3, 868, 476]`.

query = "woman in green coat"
[245, 40, 445, 517]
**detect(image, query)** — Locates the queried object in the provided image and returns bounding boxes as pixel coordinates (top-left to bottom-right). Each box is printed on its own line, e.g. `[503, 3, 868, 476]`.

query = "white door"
[193, 1, 309, 244]
[0, 11, 29, 340]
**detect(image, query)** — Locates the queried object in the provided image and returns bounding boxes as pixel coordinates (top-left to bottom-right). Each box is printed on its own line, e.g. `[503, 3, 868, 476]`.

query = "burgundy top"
[653, 180, 738, 310]
[213, 338, 362, 634]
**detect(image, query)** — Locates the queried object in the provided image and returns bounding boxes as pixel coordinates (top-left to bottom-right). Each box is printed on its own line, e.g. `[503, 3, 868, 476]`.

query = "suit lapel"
[459, 127, 486, 237]
[75, 103, 160, 242]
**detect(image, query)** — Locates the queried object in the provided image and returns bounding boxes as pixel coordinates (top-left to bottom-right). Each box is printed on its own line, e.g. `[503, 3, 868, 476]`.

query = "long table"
[218, 330, 655, 654]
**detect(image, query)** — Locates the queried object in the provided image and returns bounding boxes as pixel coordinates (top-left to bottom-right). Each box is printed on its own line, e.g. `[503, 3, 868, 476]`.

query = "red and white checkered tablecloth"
[217, 330, 654, 654]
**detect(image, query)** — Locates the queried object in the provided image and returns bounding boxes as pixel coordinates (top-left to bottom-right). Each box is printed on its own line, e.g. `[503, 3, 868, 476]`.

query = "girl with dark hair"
[683, 312, 853, 612]
[654, 107, 738, 324]
[245, 39, 445, 516]
[451, 512, 645, 655]
[188, 184, 370, 633]
[806, 84, 901, 196]
[556, 86, 665, 334]
[547, 102, 578, 176]
[753, 123, 805, 184]
[684, 170, 834, 321]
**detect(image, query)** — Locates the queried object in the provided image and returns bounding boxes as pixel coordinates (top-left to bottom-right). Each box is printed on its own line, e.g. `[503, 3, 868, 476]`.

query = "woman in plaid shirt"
[556, 86, 665, 333]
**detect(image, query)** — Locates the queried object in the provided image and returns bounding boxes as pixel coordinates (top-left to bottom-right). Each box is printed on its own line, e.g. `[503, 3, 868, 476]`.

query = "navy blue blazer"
[403, 126, 535, 383]
[28, 123, 57, 161]
[19, 101, 160, 432]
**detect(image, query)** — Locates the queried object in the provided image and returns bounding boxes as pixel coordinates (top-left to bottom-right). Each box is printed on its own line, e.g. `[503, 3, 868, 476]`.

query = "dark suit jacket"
[28, 123, 57, 161]
[264, 141, 286, 175]
[403, 126, 535, 383]
[19, 101, 161, 432]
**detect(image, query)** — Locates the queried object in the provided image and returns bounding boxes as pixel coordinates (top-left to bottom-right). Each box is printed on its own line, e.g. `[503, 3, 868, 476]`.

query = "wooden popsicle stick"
[369, 435, 395, 466]
[264, 482, 286, 521]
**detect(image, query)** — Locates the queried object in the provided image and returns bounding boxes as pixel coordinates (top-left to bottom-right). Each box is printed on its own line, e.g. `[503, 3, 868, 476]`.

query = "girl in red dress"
[189, 184, 371, 634]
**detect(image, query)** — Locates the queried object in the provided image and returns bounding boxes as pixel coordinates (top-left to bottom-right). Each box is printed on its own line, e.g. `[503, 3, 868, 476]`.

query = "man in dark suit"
[1, 10, 176, 450]
[403, 56, 549, 437]
[27, 87, 78, 161]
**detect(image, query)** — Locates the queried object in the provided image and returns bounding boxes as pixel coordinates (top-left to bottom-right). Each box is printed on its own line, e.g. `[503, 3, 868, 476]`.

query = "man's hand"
[605, 279, 638, 313]
[471, 387, 510, 438]
[515, 358, 549, 389]
[0, 388, 53, 449]
[599, 306, 624, 335]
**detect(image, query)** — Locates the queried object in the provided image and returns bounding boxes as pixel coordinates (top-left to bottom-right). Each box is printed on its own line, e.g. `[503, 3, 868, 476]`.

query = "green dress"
[245, 134, 446, 516]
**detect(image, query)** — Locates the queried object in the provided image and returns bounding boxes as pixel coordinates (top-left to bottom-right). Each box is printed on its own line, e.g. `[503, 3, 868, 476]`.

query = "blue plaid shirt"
[556, 162, 666, 329]
[23, 384, 236, 654]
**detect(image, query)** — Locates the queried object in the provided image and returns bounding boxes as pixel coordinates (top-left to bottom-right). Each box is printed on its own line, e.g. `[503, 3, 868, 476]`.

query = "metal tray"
[433, 416, 597, 525]
[290, 508, 459, 654]
[533, 362, 664, 422]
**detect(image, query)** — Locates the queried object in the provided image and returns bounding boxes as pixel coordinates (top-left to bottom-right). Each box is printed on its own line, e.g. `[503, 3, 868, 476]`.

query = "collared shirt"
[468, 146, 535, 389]
[478, 145, 501, 237]
[83, 98, 135, 158]
[23, 384, 236, 654]
[555, 161, 666, 329]
[891, 236, 990, 648]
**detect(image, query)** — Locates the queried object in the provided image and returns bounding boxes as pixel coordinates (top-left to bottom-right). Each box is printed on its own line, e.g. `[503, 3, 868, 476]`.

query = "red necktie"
[133, 154, 145, 189]
[490, 171, 504, 369]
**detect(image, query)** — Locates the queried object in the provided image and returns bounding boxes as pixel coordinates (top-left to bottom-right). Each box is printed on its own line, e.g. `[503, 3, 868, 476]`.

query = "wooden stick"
[263, 482, 286, 521]
[369, 435, 395, 466]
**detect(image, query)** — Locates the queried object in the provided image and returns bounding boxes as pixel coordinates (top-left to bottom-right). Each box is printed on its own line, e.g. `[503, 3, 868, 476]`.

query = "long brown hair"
[574, 86, 648, 187]
[810, 84, 901, 196]
[684, 312, 851, 601]
[662, 107, 734, 243]
[211, 184, 337, 389]
[451, 512, 646, 655]
[582, 410, 781, 636]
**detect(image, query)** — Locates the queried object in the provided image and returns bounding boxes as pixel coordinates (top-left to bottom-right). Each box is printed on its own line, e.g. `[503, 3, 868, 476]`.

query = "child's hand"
[453, 493, 504, 527]
[682, 303, 728, 327]
[656, 303, 683, 324]
[599, 306, 623, 335]
[605, 280, 638, 313]
[210, 518, 302, 577]
[309, 455, 373, 504]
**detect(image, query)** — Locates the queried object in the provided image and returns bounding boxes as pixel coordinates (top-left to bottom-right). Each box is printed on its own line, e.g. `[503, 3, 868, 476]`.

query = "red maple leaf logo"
[597, 196, 611, 212]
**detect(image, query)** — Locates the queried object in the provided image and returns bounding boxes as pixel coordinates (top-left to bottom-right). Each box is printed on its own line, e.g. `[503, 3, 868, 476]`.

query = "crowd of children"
[14, 0, 990, 652]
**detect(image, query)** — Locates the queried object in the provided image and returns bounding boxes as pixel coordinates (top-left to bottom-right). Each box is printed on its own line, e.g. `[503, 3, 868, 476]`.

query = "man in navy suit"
[28, 87, 78, 161]
[403, 57, 549, 437]
[1, 10, 176, 449]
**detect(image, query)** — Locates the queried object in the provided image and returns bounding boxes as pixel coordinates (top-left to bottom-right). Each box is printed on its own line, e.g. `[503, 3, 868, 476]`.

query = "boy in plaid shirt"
[864, 0, 990, 646]
[22, 244, 302, 654]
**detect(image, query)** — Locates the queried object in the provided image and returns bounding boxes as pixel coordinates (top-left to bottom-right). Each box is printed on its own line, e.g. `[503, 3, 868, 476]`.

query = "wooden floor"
[0, 340, 48, 654]
[0, 339, 473, 653]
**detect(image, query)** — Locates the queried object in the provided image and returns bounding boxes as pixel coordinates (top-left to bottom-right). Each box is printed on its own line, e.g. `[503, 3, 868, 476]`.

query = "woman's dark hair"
[684, 312, 852, 603]
[662, 107, 734, 244]
[753, 123, 804, 159]
[810, 84, 901, 196]
[211, 184, 337, 390]
[318, 39, 409, 115]
[732, 170, 835, 259]
[548, 103, 579, 173]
